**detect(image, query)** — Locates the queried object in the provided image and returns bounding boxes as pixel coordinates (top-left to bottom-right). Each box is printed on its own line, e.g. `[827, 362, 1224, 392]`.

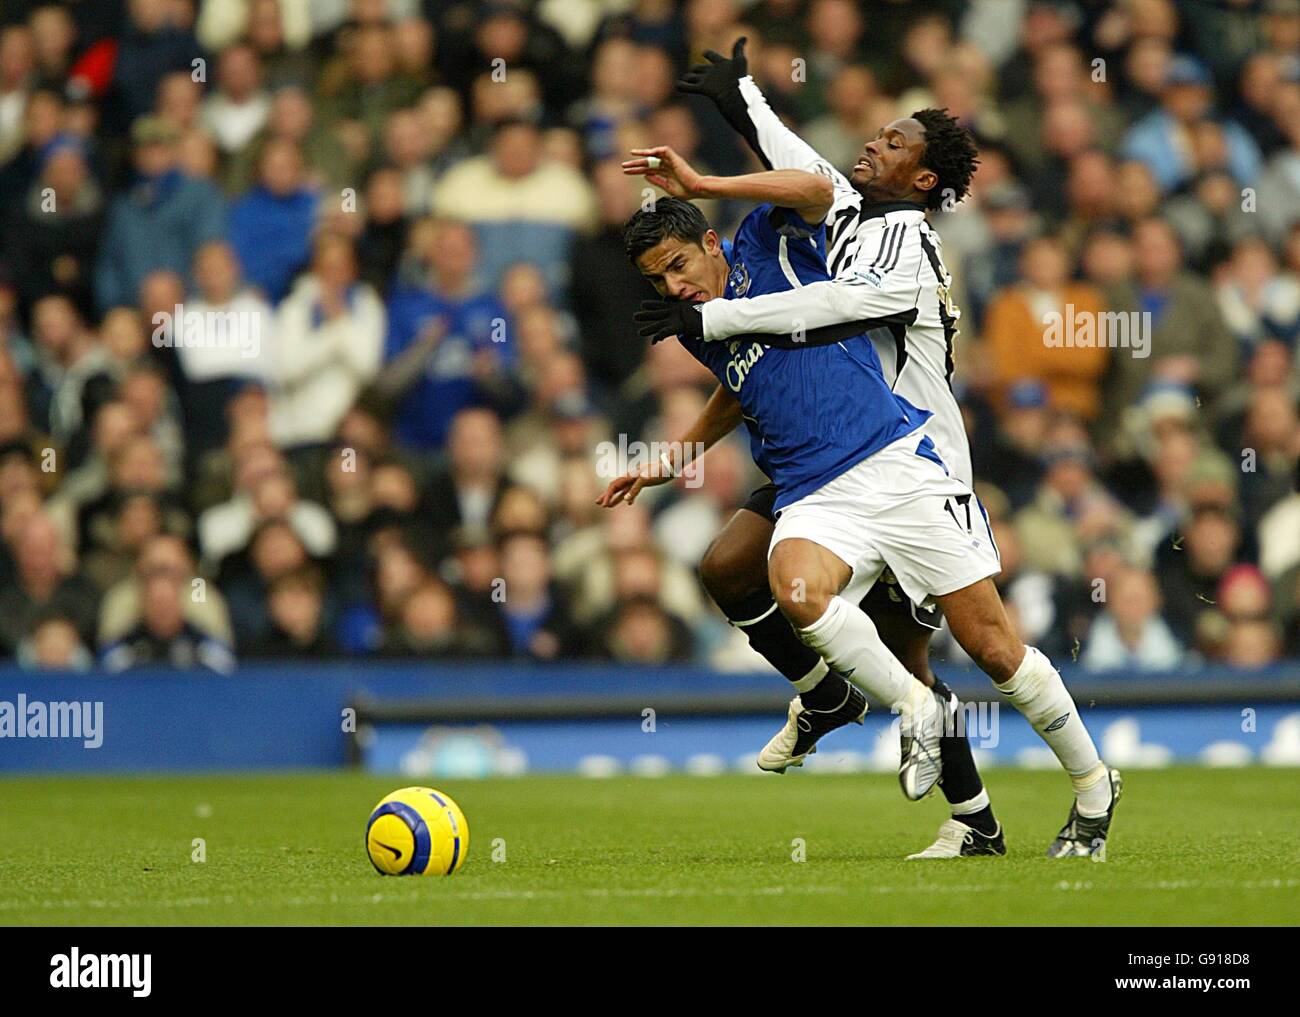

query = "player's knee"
[768, 561, 833, 628]
[698, 538, 760, 610]
[774, 587, 830, 629]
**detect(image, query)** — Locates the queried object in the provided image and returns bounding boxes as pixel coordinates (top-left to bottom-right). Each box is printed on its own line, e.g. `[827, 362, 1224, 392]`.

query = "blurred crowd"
[0, 0, 1298, 675]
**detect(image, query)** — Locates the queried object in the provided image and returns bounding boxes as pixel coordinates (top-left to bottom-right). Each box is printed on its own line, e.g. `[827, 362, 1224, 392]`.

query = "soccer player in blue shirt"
[599, 150, 1007, 858]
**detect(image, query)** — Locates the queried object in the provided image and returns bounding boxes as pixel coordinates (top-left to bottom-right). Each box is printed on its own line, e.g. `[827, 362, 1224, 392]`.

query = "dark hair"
[911, 108, 980, 211]
[622, 197, 710, 262]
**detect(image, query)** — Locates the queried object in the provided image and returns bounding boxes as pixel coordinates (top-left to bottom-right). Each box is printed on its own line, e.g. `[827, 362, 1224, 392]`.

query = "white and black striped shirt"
[699, 77, 971, 487]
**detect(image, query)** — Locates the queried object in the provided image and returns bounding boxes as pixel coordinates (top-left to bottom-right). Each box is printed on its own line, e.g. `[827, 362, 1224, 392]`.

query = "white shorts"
[769, 432, 1001, 607]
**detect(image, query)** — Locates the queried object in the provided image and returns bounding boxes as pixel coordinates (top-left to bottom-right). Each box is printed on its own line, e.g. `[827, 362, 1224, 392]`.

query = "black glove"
[677, 37, 770, 170]
[677, 36, 748, 103]
[634, 299, 705, 344]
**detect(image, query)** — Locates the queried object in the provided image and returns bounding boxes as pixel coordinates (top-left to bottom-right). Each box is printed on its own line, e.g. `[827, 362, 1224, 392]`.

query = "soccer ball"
[365, 786, 469, 876]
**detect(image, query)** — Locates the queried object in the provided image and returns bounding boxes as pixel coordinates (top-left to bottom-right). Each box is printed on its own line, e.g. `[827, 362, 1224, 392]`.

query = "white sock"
[797, 596, 927, 711]
[1000, 645, 1111, 816]
[951, 789, 991, 817]
[791, 658, 828, 693]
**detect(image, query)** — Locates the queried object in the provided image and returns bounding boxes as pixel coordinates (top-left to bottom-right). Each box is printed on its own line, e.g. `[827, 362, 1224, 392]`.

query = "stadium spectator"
[984, 235, 1110, 421]
[431, 118, 597, 293]
[200, 41, 269, 156]
[0, 510, 98, 656]
[100, 534, 236, 673]
[1081, 567, 1183, 672]
[177, 240, 273, 456]
[380, 219, 519, 450]
[26, 5, 76, 92]
[1014, 433, 1134, 578]
[1156, 503, 1245, 649]
[976, 380, 1049, 511]
[380, 575, 505, 659]
[217, 515, 316, 645]
[227, 136, 318, 303]
[419, 411, 502, 549]
[493, 529, 581, 661]
[354, 166, 409, 294]
[0, 24, 36, 166]
[268, 232, 384, 448]
[1122, 54, 1261, 194]
[23, 293, 109, 450]
[79, 490, 167, 593]
[3, 132, 103, 320]
[17, 611, 94, 671]
[110, 0, 205, 128]
[242, 561, 338, 659]
[1259, 460, 1300, 581]
[601, 596, 693, 664]
[224, 82, 352, 195]
[197, 0, 313, 77]
[118, 362, 184, 480]
[93, 115, 227, 312]
[75, 429, 186, 560]
[1094, 217, 1238, 452]
[1239, 384, 1300, 533]
[197, 442, 335, 571]
[155, 68, 204, 135]
[1254, 85, 1300, 246]
[569, 160, 652, 399]
[0, 86, 64, 217]
[1215, 237, 1300, 354]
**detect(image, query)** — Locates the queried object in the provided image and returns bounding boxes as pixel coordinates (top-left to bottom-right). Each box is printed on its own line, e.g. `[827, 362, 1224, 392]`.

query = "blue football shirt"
[678, 203, 930, 510]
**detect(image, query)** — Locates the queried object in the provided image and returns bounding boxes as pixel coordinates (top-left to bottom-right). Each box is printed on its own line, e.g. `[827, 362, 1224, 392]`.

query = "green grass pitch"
[1, 768, 1297, 925]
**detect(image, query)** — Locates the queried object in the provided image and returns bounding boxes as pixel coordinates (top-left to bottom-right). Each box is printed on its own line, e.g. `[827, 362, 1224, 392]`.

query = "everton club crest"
[728, 260, 751, 297]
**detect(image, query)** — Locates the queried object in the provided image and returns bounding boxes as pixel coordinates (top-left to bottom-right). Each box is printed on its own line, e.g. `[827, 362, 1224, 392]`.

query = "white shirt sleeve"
[737, 77, 859, 215]
[701, 225, 926, 340]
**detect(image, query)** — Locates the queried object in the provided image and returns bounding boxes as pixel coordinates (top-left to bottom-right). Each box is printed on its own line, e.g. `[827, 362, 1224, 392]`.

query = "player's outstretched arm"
[623, 145, 833, 225]
[700, 265, 921, 344]
[596, 384, 743, 507]
[678, 37, 853, 194]
[635, 236, 927, 346]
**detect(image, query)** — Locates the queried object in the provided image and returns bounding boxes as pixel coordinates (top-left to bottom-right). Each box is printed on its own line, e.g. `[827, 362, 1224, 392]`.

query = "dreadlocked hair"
[911, 108, 980, 211]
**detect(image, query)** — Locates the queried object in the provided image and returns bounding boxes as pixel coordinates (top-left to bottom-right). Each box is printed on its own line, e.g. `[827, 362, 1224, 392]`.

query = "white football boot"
[757, 683, 868, 773]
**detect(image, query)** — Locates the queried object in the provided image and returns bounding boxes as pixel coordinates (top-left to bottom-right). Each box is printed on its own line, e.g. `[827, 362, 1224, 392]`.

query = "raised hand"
[677, 36, 748, 101]
[621, 145, 706, 198]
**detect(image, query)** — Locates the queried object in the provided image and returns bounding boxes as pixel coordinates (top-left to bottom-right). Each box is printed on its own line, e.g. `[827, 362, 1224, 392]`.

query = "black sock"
[722, 589, 823, 685]
[930, 679, 998, 835]
[957, 805, 998, 836]
[799, 670, 852, 710]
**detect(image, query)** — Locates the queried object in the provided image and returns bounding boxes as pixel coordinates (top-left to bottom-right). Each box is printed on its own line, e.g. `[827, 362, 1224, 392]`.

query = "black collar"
[858, 200, 928, 220]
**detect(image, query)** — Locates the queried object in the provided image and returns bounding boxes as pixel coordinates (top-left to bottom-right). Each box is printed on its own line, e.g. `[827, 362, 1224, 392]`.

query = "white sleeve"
[737, 77, 859, 205]
[701, 227, 926, 340]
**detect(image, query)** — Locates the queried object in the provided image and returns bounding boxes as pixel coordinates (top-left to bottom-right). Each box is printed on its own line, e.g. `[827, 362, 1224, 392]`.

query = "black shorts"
[741, 483, 942, 632]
